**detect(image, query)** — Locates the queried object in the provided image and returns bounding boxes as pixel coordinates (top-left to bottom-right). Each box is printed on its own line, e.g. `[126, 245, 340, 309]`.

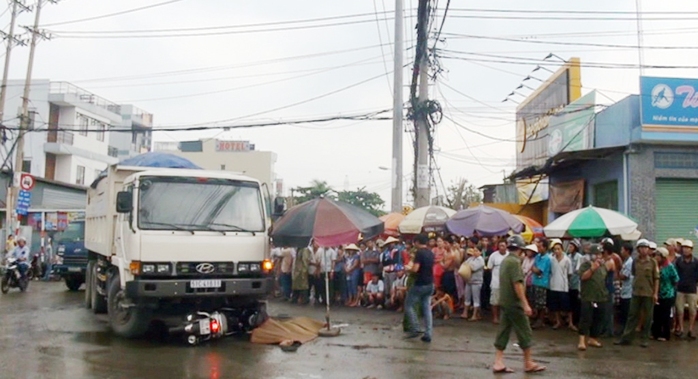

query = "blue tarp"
[90, 152, 201, 188]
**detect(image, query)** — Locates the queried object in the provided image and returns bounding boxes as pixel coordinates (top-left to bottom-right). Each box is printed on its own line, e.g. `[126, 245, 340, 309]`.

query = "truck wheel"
[65, 277, 82, 292]
[84, 262, 93, 309]
[91, 264, 107, 314]
[107, 273, 151, 339]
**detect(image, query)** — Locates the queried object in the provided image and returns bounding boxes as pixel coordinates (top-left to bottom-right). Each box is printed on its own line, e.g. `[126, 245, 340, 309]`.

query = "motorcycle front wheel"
[19, 277, 28, 292]
[1, 276, 9, 294]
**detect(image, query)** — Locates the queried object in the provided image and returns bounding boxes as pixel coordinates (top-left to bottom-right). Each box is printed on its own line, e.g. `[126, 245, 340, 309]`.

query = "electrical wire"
[16, 110, 392, 133]
[50, 16, 399, 39]
[116, 54, 387, 103]
[372, 0, 393, 95]
[41, 0, 187, 27]
[63, 43, 398, 84]
[448, 8, 698, 15]
[440, 33, 698, 50]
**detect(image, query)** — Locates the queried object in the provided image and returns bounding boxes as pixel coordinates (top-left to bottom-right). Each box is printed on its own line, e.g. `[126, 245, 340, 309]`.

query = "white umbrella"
[398, 206, 456, 234]
[544, 205, 639, 238]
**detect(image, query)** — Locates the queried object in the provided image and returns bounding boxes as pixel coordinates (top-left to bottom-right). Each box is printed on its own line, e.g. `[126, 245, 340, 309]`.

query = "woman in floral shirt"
[651, 247, 679, 341]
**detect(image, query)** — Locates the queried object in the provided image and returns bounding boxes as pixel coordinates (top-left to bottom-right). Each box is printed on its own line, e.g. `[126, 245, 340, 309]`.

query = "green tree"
[292, 180, 335, 205]
[446, 178, 482, 210]
[338, 187, 386, 217]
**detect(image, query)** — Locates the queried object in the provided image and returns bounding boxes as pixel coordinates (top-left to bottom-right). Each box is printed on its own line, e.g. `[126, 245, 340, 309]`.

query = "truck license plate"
[190, 279, 222, 289]
[199, 319, 211, 335]
[68, 267, 81, 272]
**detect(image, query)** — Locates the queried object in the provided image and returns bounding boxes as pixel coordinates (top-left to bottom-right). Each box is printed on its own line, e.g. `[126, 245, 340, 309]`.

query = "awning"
[511, 146, 626, 180]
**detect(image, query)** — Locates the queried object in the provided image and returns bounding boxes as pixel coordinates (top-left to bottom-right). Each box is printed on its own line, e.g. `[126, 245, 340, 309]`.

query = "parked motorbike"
[1, 258, 29, 293]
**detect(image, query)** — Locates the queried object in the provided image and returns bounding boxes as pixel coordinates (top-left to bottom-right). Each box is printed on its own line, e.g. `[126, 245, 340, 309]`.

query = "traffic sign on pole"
[19, 173, 34, 191]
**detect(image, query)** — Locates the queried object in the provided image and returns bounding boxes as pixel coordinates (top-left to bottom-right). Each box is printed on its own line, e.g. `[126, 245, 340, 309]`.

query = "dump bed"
[85, 165, 147, 257]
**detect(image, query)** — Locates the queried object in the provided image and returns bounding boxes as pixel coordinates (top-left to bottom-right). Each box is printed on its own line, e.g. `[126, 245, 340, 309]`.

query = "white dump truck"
[84, 162, 275, 339]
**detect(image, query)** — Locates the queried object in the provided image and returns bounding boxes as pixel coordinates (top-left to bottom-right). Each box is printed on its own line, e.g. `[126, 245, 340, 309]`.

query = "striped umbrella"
[544, 205, 639, 238]
[271, 198, 384, 248]
[398, 206, 456, 234]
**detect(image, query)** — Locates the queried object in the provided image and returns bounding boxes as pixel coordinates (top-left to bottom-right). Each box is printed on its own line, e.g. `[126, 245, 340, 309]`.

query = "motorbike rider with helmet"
[10, 237, 30, 280]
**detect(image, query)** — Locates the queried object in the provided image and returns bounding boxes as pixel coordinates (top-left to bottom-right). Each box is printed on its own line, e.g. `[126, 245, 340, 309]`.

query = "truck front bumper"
[53, 265, 86, 276]
[125, 277, 273, 299]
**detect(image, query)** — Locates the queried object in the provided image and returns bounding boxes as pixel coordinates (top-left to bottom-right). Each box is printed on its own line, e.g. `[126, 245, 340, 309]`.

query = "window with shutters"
[593, 180, 618, 211]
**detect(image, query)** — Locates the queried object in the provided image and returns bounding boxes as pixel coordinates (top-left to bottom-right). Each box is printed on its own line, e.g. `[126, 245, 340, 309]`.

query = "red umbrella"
[271, 198, 384, 248]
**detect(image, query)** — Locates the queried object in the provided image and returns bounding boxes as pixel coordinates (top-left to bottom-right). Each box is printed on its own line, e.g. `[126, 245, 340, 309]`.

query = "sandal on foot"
[493, 367, 515, 374]
[525, 364, 547, 373]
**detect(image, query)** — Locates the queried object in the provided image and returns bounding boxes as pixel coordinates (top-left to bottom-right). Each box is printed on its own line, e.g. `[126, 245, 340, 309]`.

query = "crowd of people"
[270, 232, 698, 350]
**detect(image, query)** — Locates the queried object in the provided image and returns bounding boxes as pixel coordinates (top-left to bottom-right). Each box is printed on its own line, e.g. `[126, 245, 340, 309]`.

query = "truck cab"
[53, 219, 87, 291]
[85, 165, 274, 338]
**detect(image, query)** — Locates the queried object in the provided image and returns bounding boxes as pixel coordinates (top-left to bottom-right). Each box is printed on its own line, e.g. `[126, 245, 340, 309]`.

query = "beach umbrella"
[513, 215, 545, 243]
[379, 212, 405, 237]
[544, 205, 639, 238]
[446, 205, 524, 237]
[271, 197, 384, 248]
[398, 206, 456, 234]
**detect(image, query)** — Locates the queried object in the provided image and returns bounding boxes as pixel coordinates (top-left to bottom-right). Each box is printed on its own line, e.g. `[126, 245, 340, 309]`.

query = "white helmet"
[636, 239, 650, 248]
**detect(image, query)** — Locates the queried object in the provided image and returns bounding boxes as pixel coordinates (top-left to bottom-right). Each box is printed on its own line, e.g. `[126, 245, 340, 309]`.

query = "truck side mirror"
[116, 191, 133, 213]
[273, 197, 286, 216]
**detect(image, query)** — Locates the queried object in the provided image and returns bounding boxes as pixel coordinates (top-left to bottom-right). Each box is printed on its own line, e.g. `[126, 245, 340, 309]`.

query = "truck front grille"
[63, 257, 88, 266]
[176, 262, 236, 276]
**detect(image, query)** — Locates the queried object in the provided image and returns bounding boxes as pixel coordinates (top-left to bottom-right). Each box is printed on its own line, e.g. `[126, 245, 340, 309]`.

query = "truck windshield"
[56, 221, 85, 243]
[137, 177, 265, 232]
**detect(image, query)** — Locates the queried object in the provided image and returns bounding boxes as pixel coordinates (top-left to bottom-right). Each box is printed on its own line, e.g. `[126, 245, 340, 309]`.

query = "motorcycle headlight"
[141, 264, 155, 274]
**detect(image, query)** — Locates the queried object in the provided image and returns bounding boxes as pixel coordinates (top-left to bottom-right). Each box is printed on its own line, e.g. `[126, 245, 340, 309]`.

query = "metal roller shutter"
[40, 188, 87, 210]
[655, 179, 698, 246]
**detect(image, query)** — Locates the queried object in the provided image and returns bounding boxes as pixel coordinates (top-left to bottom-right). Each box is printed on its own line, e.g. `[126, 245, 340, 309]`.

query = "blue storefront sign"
[641, 76, 698, 128]
[16, 189, 32, 216]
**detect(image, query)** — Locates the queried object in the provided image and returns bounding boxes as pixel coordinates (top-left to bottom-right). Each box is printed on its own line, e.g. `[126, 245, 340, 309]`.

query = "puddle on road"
[73, 331, 114, 347]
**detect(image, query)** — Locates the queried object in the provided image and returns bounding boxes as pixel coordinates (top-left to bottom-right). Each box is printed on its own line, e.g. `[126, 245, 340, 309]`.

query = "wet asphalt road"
[0, 282, 696, 379]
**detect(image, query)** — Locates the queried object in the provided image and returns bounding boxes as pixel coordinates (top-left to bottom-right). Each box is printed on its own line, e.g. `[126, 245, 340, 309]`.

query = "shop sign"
[215, 140, 250, 152]
[641, 76, 698, 129]
[548, 91, 597, 155]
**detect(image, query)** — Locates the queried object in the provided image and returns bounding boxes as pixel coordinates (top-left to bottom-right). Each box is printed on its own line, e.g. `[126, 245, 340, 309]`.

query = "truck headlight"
[57, 246, 65, 255]
[250, 263, 261, 272]
[140, 263, 171, 275]
[238, 263, 250, 273]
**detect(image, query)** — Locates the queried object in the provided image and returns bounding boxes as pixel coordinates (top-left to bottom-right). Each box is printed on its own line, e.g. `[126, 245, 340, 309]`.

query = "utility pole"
[413, 0, 430, 208]
[2, 1, 30, 236]
[7, 0, 50, 236]
[390, 0, 404, 213]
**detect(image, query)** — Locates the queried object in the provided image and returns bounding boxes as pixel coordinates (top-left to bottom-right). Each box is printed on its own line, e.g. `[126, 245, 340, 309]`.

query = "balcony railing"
[108, 146, 119, 158]
[49, 81, 122, 115]
[47, 130, 74, 145]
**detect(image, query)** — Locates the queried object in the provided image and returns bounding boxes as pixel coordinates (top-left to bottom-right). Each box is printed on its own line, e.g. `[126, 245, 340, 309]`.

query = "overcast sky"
[3, 0, 698, 209]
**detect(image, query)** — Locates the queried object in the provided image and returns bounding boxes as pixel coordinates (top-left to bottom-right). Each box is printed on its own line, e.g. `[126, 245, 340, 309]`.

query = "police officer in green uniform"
[492, 235, 546, 374]
[615, 239, 660, 348]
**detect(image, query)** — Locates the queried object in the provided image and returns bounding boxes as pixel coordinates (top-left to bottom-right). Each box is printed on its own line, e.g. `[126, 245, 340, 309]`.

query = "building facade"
[154, 139, 278, 193]
[2, 80, 152, 187]
[512, 76, 698, 245]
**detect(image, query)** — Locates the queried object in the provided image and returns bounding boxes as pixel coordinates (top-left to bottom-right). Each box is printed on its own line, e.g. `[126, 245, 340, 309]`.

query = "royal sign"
[641, 76, 698, 129]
